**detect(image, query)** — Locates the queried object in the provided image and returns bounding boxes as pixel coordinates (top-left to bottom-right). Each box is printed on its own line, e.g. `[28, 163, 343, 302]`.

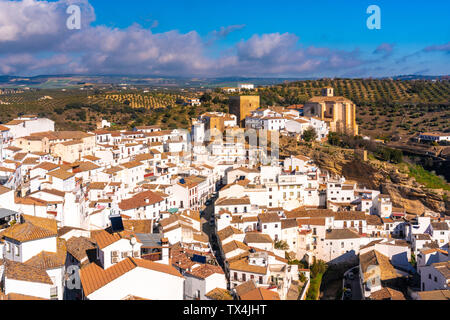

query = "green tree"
[200, 93, 212, 103]
[275, 240, 290, 251]
[299, 272, 307, 283]
[327, 132, 341, 146]
[303, 127, 317, 142]
[311, 260, 327, 278]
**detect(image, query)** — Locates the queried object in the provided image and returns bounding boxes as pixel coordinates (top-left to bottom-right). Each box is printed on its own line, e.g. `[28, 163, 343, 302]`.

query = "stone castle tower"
[229, 95, 260, 128]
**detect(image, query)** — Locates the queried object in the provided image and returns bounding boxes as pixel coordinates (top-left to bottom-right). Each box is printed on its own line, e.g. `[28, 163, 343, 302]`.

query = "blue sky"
[89, 0, 449, 48]
[0, 0, 448, 77]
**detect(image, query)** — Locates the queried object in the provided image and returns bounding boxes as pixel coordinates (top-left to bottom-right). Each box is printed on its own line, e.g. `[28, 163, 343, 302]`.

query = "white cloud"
[0, 0, 366, 77]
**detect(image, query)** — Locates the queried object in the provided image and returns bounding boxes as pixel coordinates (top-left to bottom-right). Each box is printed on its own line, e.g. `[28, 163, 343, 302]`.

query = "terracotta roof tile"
[47, 169, 75, 180]
[186, 264, 224, 279]
[2, 215, 57, 242]
[119, 191, 164, 211]
[91, 229, 139, 250]
[223, 241, 250, 254]
[360, 250, 398, 282]
[25, 238, 67, 270]
[244, 233, 273, 244]
[240, 287, 280, 300]
[370, 287, 405, 300]
[32, 162, 59, 171]
[205, 288, 233, 300]
[122, 220, 153, 234]
[229, 259, 267, 275]
[80, 257, 183, 296]
[258, 213, 281, 224]
[217, 226, 244, 242]
[325, 228, 360, 240]
[235, 280, 257, 297]
[216, 196, 251, 206]
[4, 260, 53, 285]
[0, 293, 48, 300]
[66, 237, 96, 263]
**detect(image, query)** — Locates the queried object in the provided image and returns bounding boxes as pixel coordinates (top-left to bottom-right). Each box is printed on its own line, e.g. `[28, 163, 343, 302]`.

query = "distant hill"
[0, 75, 299, 89]
[390, 75, 450, 81]
[1, 74, 447, 89]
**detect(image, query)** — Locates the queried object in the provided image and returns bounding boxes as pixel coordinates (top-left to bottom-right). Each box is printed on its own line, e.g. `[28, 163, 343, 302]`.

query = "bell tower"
[321, 87, 334, 97]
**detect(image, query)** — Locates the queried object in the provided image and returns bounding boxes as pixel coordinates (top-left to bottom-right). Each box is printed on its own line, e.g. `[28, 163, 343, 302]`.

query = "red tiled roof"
[80, 258, 183, 296]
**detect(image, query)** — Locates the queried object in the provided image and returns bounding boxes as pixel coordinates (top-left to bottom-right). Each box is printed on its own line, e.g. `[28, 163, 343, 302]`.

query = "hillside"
[0, 89, 227, 131]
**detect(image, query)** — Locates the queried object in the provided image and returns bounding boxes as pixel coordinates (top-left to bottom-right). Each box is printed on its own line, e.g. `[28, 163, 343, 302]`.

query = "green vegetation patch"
[306, 273, 323, 300]
[408, 164, 450, 191]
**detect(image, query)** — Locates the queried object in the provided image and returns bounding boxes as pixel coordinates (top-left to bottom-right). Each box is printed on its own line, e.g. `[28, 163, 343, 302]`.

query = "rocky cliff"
[279, 137, 450, 216]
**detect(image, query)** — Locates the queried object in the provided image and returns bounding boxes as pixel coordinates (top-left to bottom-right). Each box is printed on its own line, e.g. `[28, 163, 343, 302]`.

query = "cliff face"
[280, 137, 450, 216]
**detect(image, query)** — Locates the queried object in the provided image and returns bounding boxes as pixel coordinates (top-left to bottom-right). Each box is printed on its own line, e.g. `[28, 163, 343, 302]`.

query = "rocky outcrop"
[280, 137, 449, 215]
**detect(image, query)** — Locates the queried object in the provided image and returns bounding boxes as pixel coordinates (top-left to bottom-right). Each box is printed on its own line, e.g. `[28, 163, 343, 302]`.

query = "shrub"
[275, 240, 289, 250]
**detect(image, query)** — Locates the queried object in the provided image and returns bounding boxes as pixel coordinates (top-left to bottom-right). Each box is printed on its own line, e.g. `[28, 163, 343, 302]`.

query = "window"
[15, 245, 20, 257]
[259, 276, 263, 284]
[264, 225, 267, 230]
[242, 274, 246, 282]
[234, 272, 238, 281]
[428, 274, 431, 280]
[434, 277, 437, 282]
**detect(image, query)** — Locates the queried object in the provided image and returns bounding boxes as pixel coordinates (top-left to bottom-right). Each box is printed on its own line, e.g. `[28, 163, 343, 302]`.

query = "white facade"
[5, 116, 55, 139]
[85, 264, 185, 300]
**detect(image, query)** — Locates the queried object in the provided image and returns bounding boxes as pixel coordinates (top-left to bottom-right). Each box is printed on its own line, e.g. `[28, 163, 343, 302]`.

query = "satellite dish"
[130, 237, 137, 245]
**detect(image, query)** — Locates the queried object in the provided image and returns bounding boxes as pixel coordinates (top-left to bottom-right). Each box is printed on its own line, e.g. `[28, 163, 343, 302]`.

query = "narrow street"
[201, 192, 225, 269]
[343, 268, 363, 300]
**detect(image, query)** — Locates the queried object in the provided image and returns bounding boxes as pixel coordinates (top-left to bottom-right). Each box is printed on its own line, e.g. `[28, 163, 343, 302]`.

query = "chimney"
[160, 238, 170, 265]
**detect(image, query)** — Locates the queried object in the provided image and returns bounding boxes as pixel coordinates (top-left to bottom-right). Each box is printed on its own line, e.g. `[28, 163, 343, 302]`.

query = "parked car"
[209, 217, 215, 226]
[347, 273, 355, 280]
[205, 200, 212, 206]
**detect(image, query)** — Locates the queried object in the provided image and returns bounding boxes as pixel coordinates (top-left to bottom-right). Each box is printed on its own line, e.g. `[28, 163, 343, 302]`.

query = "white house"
[420, 261, 449, 292]
[4, 116, 55, 139]
[91, 229, 143, 270]
[418, 132, 450, 142]
[184, 264, 227, 300]
[80, 257, 185, 300]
